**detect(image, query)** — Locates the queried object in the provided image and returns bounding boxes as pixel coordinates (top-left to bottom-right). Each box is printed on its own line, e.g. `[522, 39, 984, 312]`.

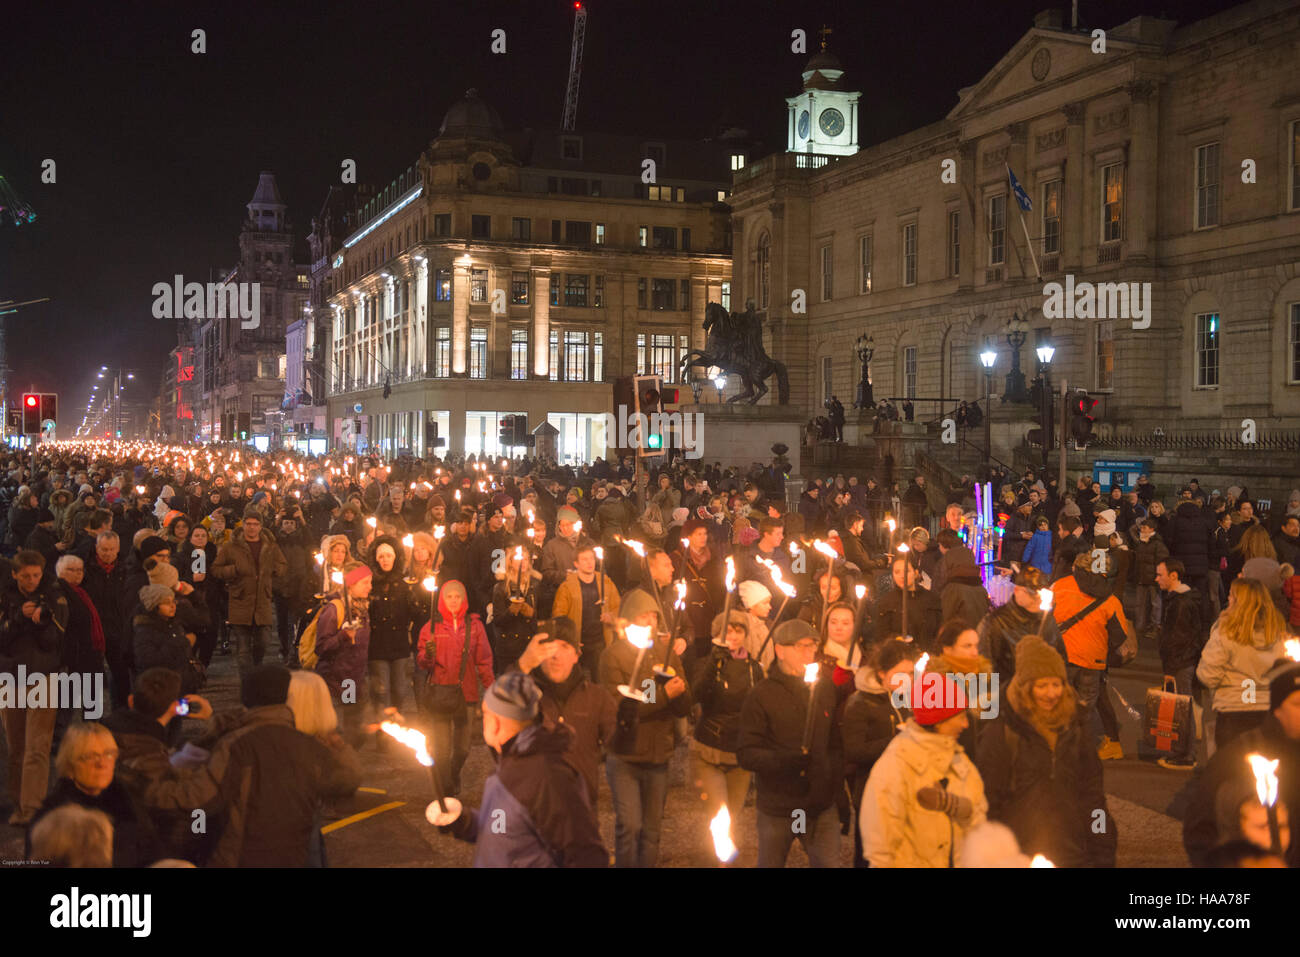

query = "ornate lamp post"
[1035, 340, 1055, 468]
[1003, 314, 1029, 403]
[979, 345, 997, 468]
[854, 333, 875, 409]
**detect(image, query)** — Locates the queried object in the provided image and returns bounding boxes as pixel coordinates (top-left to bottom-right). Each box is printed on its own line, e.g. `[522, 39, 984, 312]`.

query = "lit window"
[1042, 181, 1061, 255]
[757, 233, 771, 308]
[1102, 164, 1124, 243]
[565, 330, 588, 381]
[638, 226, 648, 247]
[565, 274, 588, 307]
[469, 327, 488, 379]
[470, 269, 488, 303]
[596, 223, 605, 245]
[511, 271, 529, 305]
[434, 328, 450, 377]
[435, 268, 451, 302]
[721, 281, 731, 311]
[651, 278, 675, 310]
[859, 235, 872, 294]
[511, 328, 528, 380]
[731, 153, 746, 171]
[1195, 312, 1219, 388]
[594, 275, 604, 308]
[594, 332, 603, 381]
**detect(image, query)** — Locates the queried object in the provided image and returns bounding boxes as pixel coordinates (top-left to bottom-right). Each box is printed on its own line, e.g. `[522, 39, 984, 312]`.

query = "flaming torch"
[800, 662, 820, 754]
[1284, 638, 1300, 662]
[380, 720, 460, 825]
[593, 546, 605, 605]
[1029, 854, 1055, 868]
[315, 551, 326, 594]
[422, 575, 438, 624]
[1037, 588, 1055, 637]
[720, 555, 737, 630]
[897, 543, 912, 638]
[886, 517, 897, 552]
[617, 623, 655, 702]
[710, 805, 738, 866]
[1247, 753, 1282, 854]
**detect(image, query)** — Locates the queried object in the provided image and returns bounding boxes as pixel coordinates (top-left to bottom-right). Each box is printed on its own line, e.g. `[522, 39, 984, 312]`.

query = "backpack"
[297, 598, 345, 671]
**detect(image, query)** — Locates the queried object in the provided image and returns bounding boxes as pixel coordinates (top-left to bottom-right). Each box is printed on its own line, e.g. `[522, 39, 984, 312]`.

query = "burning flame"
[594, 546, 603, 560]
[1285, 638, 1300, 662]
[710, 805, 737, 863]
[725, 556, 736, 591]
[331, 571, 344, 586]
[788, 541, 800, 556]
[813, 539, 837, 560]
[434, 525, 446, 540]
[526, 527, 535, 538]
[366, 516, 378, 528]
[314, 553, 324, 566]
[402, 534, 415, 549]
[681, 538, 689, 552]
[1247, 753, 1280, 808]
[623, 538, 646, 558]
[803, 663, 819, 684]
[135, 485, 145, 495]
[573, 520, 583, 534]
[514, 546, 523, 561]
[1038, 588, 1054, 613]
[886, 518, 897, 533]
[674, 580, 686, 610]
[855, 584, 867, 601]
[625, 623, 654, 649]
[1029, 854, 1055, 868]
[914, 652, 930, 680]
[380, 722, 433, 766]
[454, 490, 461, 502]
[897, 543, 911, 554]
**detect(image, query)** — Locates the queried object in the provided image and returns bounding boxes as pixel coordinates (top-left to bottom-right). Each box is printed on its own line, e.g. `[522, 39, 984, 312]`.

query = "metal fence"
[1089, 428, 1300, 452]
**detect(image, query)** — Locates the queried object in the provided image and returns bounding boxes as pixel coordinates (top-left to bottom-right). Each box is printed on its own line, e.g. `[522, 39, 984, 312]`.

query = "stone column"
[958, 141, 977, 291]
[532, 264, 551, 379]
[452, 259, 469, 376]
[1124, 79, 1159, 263]
[1062, 102, 1086, 271]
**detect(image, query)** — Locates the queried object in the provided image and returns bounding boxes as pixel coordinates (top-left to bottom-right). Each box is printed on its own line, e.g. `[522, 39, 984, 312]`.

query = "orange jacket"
[1050, 575, 1129, 670]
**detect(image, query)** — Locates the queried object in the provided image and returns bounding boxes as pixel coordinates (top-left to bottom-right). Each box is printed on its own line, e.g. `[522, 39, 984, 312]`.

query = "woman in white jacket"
[861, 670, 988, 867]
[1197, 577, 1291, 750]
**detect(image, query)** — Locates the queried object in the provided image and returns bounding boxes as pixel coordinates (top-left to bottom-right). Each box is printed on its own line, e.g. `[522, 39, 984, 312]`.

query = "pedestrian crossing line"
[322, 801, 406, 833]
[357, 787, 388, 794]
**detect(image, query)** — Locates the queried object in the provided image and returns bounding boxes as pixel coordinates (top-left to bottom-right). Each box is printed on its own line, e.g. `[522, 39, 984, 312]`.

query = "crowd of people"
[1, 440, 1297, 869]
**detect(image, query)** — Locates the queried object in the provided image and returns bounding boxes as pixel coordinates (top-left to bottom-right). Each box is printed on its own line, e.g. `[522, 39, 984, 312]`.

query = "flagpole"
[1007, 164, 1042, 282]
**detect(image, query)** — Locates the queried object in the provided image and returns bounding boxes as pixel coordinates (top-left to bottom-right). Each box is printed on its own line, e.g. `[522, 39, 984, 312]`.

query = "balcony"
[1097, 243, 1122, 264]
[733, 152, 839, 186]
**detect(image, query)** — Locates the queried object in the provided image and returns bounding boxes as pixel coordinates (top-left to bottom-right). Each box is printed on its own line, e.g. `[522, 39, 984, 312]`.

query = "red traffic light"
[25, 395, 37, 407]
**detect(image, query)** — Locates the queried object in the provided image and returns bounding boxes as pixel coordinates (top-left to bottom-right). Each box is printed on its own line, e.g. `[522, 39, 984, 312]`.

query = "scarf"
[937, 652, 992, 675]
[70, 583, 106, 652]
[1007, 677, 1078, 751]
[688, 543, 712, 567]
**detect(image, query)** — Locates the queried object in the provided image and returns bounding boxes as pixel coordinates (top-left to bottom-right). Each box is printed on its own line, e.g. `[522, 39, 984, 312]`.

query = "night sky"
[0, 0, 1243, 424]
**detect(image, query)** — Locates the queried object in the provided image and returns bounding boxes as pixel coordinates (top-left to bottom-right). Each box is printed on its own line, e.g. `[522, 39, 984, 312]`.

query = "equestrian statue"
[680, 300, 789, 404]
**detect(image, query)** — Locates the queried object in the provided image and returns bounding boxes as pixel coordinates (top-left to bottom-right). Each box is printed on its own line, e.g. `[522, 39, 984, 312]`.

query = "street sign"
[1092, 459, 1152, 493]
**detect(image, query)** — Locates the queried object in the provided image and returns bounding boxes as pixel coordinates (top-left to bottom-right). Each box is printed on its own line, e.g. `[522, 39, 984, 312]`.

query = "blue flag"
[1008, 165, 1032, 212]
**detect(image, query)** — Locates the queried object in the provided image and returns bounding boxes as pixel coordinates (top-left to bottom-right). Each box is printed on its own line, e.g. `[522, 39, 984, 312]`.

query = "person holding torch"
[737, 619, 846, 867]
[433, 670, 608, 867]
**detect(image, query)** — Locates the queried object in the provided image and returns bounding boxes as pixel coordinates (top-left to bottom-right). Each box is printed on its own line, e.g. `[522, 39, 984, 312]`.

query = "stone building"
[731, 0, 1300, 465]
[323, 89, 751, 461]
[194, 172, 308, 446]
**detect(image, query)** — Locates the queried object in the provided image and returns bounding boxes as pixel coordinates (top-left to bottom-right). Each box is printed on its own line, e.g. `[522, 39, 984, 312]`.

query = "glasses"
[76, 750, 118, 765]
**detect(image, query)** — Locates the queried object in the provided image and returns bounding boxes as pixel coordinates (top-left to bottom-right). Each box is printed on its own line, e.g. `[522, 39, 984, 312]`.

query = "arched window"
[757, 233, 771, 310]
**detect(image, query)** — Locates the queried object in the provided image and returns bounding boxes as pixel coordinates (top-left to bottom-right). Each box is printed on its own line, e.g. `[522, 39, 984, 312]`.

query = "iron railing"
[1090, 428, 1300, 452]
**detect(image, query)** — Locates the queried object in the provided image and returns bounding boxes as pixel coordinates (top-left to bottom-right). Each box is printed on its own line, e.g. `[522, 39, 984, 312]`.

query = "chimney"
[1034, 9, 1064, 29]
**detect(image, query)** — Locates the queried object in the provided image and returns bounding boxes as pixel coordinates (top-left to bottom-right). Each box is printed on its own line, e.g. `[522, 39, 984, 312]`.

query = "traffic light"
[40, 393, 57, 431]
[22, 394, 40, 434]
[1069, 391, 1098, 449]
[425, 418, 445, 450]
[237, 412, 251, 441]
[498, 415, 515, 449]
[511, 413, 531, 447]
[634, 374, 665, 457]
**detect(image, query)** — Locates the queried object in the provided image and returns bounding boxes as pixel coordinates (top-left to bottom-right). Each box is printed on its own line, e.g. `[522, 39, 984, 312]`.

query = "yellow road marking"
[321, 800, 405, 833]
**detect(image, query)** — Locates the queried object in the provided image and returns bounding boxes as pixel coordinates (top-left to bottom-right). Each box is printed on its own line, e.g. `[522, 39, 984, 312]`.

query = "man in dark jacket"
[23, 508, 61, 580]
[0, 550, 71, 825]
[902, 475, 930, 530]
[513, 619, 617, 807]
[272, 511, 314, 664]
[737, 619, 844, 867]
[82, 531, 132, 708]
[1184, 662, 1300, 867]
[138, 664, 361, 866]
[1153, 558, 1204, 769]
[1274, 515, 1300, 567]
[976, 567, 1066, 681]
[1166, 500, 1213, 591]
[439, 670, 608, 866]
[212, 508, 287, 678]
[876, 554, 941, 648]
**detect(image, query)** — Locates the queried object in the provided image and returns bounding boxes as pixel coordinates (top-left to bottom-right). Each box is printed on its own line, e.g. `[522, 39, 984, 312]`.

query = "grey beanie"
[619, 588, 661, 624]
[139, 583, 174, 611]
[482, 671, 542, 722]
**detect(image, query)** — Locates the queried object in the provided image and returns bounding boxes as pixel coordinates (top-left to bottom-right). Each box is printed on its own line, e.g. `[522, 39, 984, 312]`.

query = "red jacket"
[417, 588, 494, 703]
[1284, 574, 1300, 628]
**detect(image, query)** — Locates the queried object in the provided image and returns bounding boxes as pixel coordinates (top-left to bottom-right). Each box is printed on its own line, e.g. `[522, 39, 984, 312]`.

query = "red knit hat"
[344, 564, 373, 588]
[910, 671, 968, 725]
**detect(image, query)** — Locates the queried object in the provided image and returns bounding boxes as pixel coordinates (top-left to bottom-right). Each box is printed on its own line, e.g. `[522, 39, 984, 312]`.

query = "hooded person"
[710, 579, 773, 670]
[312, 562, 373, 746]
[975, 636, 1116, 867]
[365, 536, 416, 742]
[511, 617, 617, 807]
[938, 546, 989, 631]
[436, 670, 608, 867]
[859, 670, 989, 868]
[416, 579, 495, 796]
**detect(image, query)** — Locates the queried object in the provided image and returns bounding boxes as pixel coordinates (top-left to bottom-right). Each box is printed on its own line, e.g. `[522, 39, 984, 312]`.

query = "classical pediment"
[947, 28, 1145, 120]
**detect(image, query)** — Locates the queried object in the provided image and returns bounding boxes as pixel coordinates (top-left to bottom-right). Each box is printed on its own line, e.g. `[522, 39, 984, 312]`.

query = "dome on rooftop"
[437, 88, 505, 140]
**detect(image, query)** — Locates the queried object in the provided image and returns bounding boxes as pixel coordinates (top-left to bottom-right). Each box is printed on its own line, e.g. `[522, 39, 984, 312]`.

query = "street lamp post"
[979, 345, 997, 470]
[1035, 341, 1055, 469]
[1003, 314, 1029, 403]
[854, 333, 875, 409]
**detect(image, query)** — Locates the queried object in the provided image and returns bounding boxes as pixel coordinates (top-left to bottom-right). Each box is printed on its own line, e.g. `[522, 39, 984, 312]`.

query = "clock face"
[819, 108, 845, 137]
[798, 110, 810, 139]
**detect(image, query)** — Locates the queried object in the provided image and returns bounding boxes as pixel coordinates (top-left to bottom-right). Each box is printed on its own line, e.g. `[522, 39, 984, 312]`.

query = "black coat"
[58, 581, 108, 675]
[691, 642, 764, 752]
[82, 557, 130, 655]
[1158, 586, 1204, 673]
[875, 586, 940, 648]
[841, 679, 907, 813]
[737, 665, 845, 817]
[26, 776, 164, 867]
[367, 538, 416, 661]
[1165, 502, 1213, 579]
[975, 701, 1116, 868]
[131, 611, 200, 693]
[490, 579, 538, 667]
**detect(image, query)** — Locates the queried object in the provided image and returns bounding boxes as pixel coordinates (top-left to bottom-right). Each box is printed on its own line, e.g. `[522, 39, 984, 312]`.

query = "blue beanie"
[482, 671, 542, 722]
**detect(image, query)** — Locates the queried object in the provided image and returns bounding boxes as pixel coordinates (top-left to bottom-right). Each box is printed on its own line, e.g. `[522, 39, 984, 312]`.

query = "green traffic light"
[647, 434, 663, 450]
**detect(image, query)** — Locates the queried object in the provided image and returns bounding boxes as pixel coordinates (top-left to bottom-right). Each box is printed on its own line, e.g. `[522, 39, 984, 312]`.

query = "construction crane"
[561, 1, 587, 132]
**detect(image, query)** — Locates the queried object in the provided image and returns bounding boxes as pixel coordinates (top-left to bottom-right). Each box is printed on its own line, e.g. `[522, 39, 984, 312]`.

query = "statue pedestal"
[678, 403, 805, 478]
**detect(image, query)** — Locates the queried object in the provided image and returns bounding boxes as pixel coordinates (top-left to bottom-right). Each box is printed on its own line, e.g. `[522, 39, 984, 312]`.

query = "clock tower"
[786, 28, 860, 157]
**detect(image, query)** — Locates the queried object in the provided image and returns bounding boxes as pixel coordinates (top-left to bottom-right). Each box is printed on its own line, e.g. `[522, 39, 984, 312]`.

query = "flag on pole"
[1008, 165, 1033, 212]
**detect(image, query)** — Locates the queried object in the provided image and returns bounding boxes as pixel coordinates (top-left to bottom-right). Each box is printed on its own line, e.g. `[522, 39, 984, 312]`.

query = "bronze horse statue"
[680, 301, 789, 404]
